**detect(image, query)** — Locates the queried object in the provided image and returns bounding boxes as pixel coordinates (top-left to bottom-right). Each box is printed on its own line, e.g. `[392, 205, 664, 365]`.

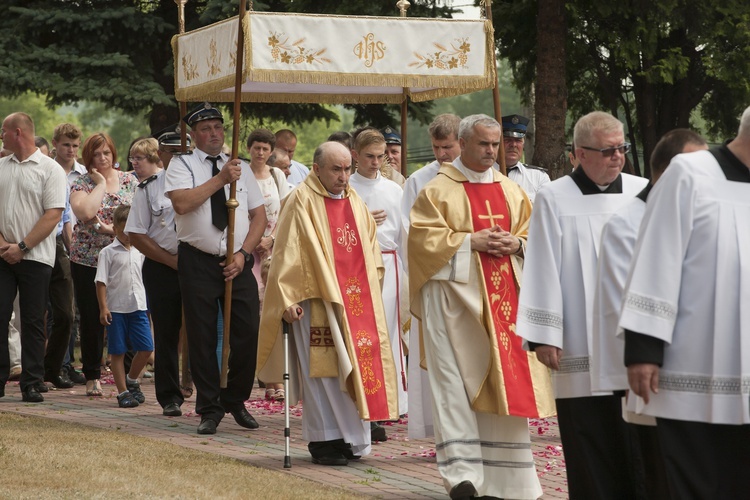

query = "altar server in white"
[593, 128, 706, 499]
[349, 128, 408, 416]
[516, 111, 648, 499]
[400, 113, 462, 440]
[621, 105, 750, 499]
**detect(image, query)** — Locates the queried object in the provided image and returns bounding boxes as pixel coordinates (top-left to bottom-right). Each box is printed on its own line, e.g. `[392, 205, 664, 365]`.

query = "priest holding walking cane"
[258, 141, 399, 466]
[165, 102, 266, 435]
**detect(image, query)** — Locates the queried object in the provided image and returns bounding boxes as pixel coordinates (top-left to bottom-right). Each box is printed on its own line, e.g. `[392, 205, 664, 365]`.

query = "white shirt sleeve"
[124, 186, 150, 235]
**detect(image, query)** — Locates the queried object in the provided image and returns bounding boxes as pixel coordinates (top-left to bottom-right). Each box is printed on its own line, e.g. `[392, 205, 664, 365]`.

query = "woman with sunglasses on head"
[70, 132, 137, 397]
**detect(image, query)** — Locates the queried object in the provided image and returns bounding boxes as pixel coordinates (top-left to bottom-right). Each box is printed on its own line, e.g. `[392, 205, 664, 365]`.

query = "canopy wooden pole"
[397, 0, 410, 177]
[175, 0, 192, 393]
[220, 0, 247, 388]
[483, 0, 507, 176]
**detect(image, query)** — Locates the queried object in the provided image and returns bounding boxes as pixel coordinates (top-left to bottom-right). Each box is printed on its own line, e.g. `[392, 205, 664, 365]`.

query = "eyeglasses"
[128, 156, 147, 163]
[580, 143, 631, 157]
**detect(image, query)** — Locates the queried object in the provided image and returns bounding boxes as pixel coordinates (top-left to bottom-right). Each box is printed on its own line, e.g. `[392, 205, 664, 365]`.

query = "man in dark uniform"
[380, 126, 406, 186]
[125, 133, 185, 417]
[501, 114, 550, 202]
[164, 103, 267, 435]
[153, 124, 191, 168]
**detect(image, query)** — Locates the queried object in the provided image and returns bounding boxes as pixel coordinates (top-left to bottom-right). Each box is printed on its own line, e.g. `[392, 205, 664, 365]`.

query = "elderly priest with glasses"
[516, 111, 648, 499]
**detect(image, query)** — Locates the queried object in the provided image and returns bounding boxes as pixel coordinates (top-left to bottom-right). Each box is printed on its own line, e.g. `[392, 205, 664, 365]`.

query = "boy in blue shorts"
[95, 204, 153, 408]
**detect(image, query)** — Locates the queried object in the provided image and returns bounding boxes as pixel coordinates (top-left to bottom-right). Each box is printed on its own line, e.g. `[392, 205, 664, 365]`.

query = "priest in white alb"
[257, 141, 398, 467]
[410, 114, 554, 500]
[349, 129, 408, 418]
[400, 113, 462, 440]
[621, 105, 750, 498]
[516, 111, 648, 499]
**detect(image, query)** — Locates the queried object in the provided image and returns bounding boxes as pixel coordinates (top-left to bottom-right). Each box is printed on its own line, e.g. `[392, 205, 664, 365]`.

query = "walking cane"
[283, 306, 302, 468]
[283, 318, 292, 469]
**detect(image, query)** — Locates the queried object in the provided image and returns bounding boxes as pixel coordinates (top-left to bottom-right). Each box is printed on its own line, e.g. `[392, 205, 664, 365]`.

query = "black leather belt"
[178, 241, 224, 259]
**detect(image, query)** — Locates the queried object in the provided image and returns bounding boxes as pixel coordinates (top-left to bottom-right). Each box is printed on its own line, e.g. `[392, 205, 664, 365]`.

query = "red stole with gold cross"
[324, 197, 391, 420]
[463, 183, 539, 417]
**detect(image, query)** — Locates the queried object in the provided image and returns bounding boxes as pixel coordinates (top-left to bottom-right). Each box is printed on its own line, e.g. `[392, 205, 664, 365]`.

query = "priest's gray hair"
[573, 111, 624, 149]
[738, 105, 750, 138]
[458, 114, 501, 140]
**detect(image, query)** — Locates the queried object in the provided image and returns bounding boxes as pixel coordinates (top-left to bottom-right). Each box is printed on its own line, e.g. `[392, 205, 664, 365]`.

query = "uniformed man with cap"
[164, 102, 267, 435]
[380, 126, 406, 186]
[501, 114, 550, 202]
[153, 123, 191, 168]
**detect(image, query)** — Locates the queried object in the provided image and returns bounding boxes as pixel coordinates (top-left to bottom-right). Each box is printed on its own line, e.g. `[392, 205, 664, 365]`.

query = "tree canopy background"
[3, 1, 747, 176]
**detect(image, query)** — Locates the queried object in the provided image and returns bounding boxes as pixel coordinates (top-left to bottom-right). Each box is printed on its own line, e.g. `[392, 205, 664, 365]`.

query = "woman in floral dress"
[70, 133, 137, 396]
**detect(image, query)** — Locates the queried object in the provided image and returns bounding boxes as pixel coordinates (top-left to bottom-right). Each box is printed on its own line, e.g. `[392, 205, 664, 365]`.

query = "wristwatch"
[18, 240, 31, 253]
[239, 248, 253, 262]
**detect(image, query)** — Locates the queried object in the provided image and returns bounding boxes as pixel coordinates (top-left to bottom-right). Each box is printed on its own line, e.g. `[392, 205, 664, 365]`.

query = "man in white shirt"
[275, 129, 309, 186]
[52, 123, 88, 386]
[501, 114, 550, 202]
[165, 102, 267, 435]
[0, 112, 67, 402]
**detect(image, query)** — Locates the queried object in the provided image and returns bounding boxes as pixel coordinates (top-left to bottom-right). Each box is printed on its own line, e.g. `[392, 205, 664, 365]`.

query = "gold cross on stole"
[478, 199, 504, 226]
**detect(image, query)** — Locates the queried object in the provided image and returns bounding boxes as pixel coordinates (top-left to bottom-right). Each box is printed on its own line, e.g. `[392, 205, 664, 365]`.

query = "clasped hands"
[471, 226, 521, 256]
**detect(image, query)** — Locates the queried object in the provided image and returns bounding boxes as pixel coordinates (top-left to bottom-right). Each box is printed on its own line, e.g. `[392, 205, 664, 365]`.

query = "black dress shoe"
[449, 480, 477, 500]
[34, 382, 49, 393]
[197, 418, 218, 435]
[65, 366, 86, 385]
[370, 421, 387, 442]
[228, 406, 259, 429]
[311, 453, 349, 466]
[46, 373, 75, 389]
[21, 387, 45, 403]
[163, 403, 182, 417]
[333, 440, 361, 460]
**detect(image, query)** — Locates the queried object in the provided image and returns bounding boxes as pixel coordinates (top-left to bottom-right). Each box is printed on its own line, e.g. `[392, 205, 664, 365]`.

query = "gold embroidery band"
[325, 198, 390, 420]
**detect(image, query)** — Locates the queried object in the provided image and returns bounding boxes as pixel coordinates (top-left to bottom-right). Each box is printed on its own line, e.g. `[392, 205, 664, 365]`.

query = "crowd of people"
[2, 101, 750, 499]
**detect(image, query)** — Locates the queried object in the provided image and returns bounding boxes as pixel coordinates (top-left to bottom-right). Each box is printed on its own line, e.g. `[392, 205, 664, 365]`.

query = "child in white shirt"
[95, 204, 153, 408]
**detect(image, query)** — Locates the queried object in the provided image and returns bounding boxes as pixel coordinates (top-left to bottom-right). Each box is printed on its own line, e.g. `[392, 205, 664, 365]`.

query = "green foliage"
[0, 93, 149, 165]
[490, 0, 750, 172]
[0, 0, 459, 134]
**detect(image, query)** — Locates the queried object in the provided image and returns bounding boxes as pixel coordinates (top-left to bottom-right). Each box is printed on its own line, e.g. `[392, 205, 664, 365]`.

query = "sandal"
[180, 384, 194, 399]
[265, 388, 276, 401]
[85, 380, 103, 397]
[274, 388, 285, 402]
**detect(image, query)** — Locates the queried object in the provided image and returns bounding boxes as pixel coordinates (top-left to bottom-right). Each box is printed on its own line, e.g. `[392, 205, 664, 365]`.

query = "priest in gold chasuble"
[409, 115, 554, 499]
[258, 141, 398, 466]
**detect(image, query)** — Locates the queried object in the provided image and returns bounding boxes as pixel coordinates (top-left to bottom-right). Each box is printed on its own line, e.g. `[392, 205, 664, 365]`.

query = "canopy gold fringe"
[174, 12, 496, 105]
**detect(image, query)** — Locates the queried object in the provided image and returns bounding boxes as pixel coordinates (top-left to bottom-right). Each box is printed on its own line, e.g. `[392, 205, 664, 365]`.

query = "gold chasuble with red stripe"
[463, 183, 540, 417]
[408, 164, 554, 419]
[257, 172, 399, 422]
[325, 198, 391, 420]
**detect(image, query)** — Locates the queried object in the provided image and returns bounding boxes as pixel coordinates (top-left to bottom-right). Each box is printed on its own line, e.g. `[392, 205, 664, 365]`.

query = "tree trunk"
[532, 0, 568, 180]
